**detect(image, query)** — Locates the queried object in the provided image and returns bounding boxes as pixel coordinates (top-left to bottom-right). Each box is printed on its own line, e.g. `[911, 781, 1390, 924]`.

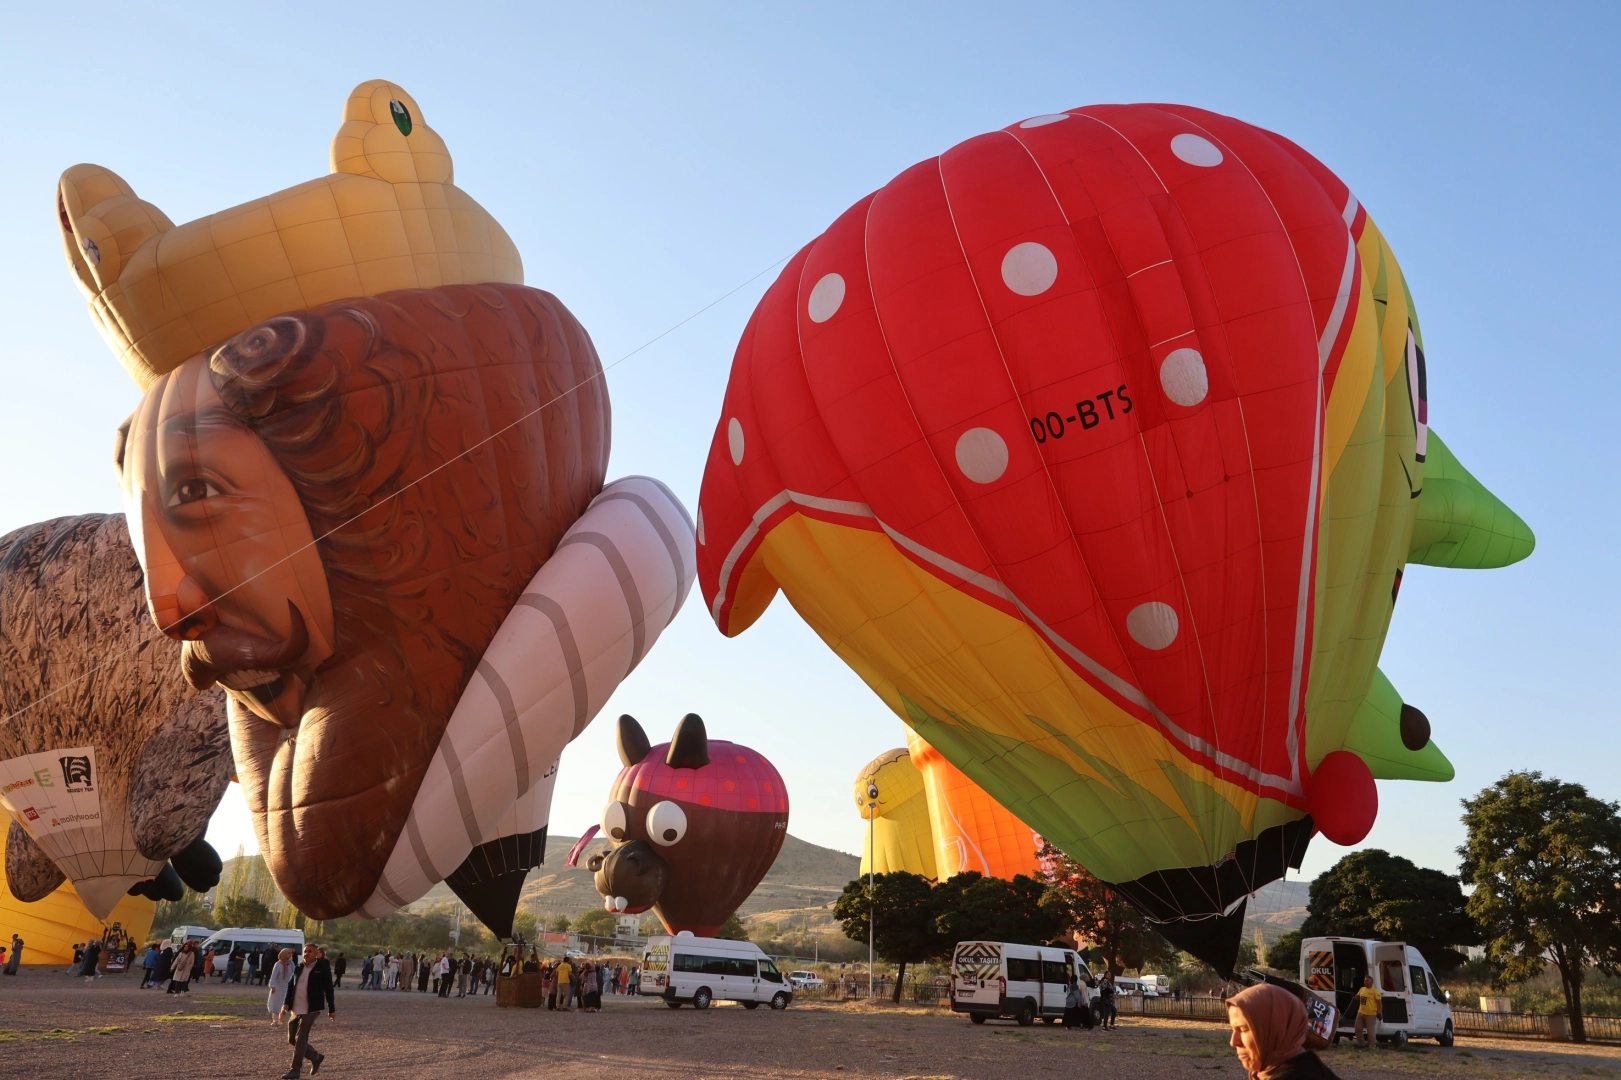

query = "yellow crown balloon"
[56, 80, 523, 388]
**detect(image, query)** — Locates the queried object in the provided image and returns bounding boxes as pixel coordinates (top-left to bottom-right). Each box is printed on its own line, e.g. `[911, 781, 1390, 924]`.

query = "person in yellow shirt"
[1353, 975, 1382, 1048]
[555, 957, 574, 1012]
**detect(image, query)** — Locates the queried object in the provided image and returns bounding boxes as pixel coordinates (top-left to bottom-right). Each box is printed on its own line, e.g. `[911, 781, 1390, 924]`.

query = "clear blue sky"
[1, 2, 1614, 887]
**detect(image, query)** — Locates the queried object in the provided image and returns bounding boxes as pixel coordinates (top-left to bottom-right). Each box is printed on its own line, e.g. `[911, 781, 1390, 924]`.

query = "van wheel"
[1437, 1021, 1454, 1047]
[771, 992, 791, 1011]
[970, 1013, 987, 1025]
[1016, 1001, 1037, 1027]
[693, 987, 713, 1010]
[742, 1000, 759, 1010]
[665, 1001, 682, 1009]
[1392, 1030, 1408, 1049]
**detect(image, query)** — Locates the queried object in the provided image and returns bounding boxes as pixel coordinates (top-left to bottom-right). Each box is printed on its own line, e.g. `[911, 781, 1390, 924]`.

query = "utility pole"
[867, 781, 879, 1000]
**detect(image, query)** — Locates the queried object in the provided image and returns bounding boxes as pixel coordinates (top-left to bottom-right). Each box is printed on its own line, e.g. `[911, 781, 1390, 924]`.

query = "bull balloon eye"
[601, 800, 629, 842]
[646, 800, 687, 846]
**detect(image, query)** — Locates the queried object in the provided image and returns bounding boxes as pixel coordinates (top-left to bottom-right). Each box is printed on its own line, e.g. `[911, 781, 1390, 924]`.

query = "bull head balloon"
[0, 514, 230, 919]
[591, 715, 788, 936]
[62, 81, 696, 932]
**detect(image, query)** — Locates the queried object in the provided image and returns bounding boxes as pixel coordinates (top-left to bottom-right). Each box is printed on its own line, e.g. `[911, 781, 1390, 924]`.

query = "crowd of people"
[495, 946, 642, 1010]
[336, 949, 500, 996]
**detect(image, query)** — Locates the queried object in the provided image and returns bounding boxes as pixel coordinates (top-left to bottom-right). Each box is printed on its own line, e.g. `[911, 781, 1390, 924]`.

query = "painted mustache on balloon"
[178, 600, 309, 717]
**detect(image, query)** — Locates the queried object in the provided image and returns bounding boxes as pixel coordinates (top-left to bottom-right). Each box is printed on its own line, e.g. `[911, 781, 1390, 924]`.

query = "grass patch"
[85, 1026, 122, 1035]
[152, 1013, 243, 1023]
[0, 1028, 78, 1042]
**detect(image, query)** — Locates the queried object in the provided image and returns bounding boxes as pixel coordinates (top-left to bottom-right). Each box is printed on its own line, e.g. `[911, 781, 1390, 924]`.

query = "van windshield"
[759, 959, 782, 983]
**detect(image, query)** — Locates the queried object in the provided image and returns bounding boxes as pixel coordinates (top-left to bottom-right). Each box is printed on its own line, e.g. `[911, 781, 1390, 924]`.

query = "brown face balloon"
[118, 284, 609, 918]
[591, 715, 789, 936]
[0, 514, 230, 919]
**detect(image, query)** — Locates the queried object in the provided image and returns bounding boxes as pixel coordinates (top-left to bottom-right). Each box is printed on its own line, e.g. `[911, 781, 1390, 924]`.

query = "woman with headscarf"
[168, 941, 197, 994]
[267, 948, 296, 1022]
[1226, 983, 1341, 1079]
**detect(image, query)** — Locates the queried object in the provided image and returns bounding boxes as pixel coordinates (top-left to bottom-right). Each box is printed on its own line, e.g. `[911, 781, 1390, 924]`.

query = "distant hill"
[410, 832, 860, 922]
[1242, 878, 1311, 947]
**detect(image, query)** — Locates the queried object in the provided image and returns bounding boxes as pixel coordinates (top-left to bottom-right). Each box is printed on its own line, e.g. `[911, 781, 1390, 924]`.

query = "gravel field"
[2, 969, 1619, 1079]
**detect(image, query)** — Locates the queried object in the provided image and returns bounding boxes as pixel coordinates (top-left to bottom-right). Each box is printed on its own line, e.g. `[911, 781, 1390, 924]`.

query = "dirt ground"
[2, 969, 1619, 1079]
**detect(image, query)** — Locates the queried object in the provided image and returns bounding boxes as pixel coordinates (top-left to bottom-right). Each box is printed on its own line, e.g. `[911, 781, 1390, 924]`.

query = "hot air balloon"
[0, 824, 156, 966]
[590, 714, 788, 936]
[0, 514, 230, 920]
[904, 728, 1042, 880]
[856, 733, 1041, 880]
[855, 748, 936, 878]
[64, 80, 695, 934]
[697, 104, 1532, 972]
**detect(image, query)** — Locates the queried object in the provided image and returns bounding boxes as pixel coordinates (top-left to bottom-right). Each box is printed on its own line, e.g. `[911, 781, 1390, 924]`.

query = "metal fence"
[1451, 1007, 1621, 1043]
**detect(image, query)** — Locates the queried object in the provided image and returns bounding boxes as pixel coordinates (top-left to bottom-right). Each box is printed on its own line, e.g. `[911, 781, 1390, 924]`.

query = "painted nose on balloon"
[1306, 751, 1378, 846]
[163, 575, 219, 641]
[594, 840, 668, 910]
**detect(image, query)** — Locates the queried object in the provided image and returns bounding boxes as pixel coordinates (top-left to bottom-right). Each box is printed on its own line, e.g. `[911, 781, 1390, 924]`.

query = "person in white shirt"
[267, 948, 296, 1023]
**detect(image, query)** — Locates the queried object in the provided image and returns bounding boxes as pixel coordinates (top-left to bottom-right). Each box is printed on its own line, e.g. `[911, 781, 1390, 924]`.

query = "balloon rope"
[0, 252, 791, 732]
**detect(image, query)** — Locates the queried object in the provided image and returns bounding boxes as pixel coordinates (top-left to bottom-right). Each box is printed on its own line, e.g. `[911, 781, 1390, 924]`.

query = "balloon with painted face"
[591, 715, 788, 936]
[697, 104, 1533, 971]
[66, 81, 695, 930]
[0, 514, 230, 920]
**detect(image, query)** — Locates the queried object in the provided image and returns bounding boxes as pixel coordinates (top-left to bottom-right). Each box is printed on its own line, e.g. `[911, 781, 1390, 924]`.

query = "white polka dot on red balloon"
[807, 273, 845, 323]
[728, 418, 745, 465]
[1171, 134, 1223, 167]
[696, 508, 706, 546]
[955, 427, 1009, 484]
[1001, 242, 1058, 296]
[1126, 602, 1179, 649]
[1019, 114, 1069, 128]
[1159, 348, 1209, 406]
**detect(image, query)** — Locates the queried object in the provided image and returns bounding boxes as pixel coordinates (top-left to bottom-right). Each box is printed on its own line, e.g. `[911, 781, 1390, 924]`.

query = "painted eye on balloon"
[167, 478, 221, 506]
[390, 99, 413, 137]
[646, 800, 687, 846]
[601, 800, 629, 842]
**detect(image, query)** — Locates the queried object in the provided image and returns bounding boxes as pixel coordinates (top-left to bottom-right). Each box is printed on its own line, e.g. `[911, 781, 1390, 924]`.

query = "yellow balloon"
[0, 824, 155, 966]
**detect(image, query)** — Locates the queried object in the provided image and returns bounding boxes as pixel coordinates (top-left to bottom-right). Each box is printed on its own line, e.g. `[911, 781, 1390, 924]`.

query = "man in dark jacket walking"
[279, 943, 335, 1078]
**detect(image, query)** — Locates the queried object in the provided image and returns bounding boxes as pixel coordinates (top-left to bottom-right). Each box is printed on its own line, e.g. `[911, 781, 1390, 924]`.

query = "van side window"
[727, 958, 757, 977]
[673, 953, 704, 973]
[759, 959, 783, 983]
[1006, 958, 1039, 982]
[702, 956, 730, 976]
[1042, 960, 1069, 984]
[1378, 960, 1406, 992]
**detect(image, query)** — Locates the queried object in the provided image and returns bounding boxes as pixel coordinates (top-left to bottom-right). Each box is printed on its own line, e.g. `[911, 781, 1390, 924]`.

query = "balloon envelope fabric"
[697, 104, 1532, 971]
[0, 825, 155, 966]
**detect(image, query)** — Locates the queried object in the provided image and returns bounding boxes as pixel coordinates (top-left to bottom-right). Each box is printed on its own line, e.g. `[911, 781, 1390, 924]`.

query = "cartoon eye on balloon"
[647, 801, 688, 846]
[601, 801, 630, 842]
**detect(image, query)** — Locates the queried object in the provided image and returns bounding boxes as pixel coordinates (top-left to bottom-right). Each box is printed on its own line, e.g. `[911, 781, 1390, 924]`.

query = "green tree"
[215, 894, 273, 927]
[1037, 845, 1176, 975]
[1300, 849, 1478, 972]
[548, 913, 571, 933]
[1266, 928, 1305, 971]
[715, 913, 749, 941]
[1459, 772, 1621, 1044]
[833, 871, 937, 1000]
[574, 908, 618, 937]
[933, 872, 1065, 951]
[152, 888, 216, 938]
[510, 911, 538, 942]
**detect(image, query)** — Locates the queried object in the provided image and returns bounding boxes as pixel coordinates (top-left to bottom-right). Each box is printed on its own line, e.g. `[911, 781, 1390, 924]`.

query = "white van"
[198, 927, 306, 979]
[641, 932, 793, 1011]
[1300, 937, 1455, 1047]
[951, 941, 1094, 1026]
[168, 925, 212, 946]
